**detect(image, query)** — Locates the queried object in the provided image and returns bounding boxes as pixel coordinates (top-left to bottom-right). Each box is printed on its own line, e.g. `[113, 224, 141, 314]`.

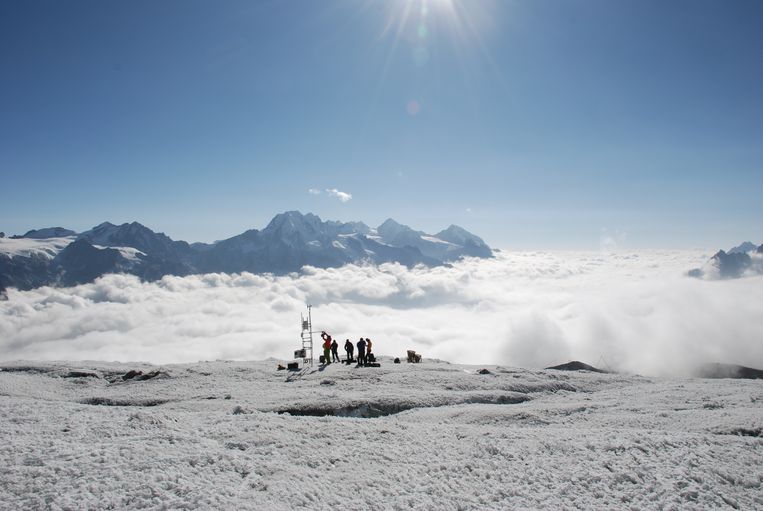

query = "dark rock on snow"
[63, 371, 100, 379]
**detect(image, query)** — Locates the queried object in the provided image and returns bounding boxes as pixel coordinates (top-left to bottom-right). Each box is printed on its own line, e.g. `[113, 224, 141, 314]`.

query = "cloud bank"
[1, 250, 762, 376]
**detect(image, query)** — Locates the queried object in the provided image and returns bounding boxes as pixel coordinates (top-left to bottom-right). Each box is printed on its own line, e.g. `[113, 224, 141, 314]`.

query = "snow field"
[0, 237, 75, 260]
[0, 359, 761, 510]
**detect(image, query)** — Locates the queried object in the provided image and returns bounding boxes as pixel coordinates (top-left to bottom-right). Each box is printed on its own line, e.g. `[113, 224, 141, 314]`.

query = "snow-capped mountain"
[52, 239, 136, 287]
[375, 218, 492, 261]
[78, 221, 194, 263]
[688, 242, 763, 279]
[0, 235, 76, 293]
[0, 212, 493, 290]
[20, 227, 77, 239]
[728, 241, 757, 254]
[197, 211, 456, 274]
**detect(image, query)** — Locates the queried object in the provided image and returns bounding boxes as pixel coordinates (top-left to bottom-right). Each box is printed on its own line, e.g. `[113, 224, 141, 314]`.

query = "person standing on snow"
[344, 339, 354, 363]
[321, 332, 332, 364]
[331, 339, 340, 363]
[356, 337, 367, 366]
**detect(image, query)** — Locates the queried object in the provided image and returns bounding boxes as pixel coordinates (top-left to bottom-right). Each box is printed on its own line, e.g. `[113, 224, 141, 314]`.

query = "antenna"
[597, 353, 614, 373]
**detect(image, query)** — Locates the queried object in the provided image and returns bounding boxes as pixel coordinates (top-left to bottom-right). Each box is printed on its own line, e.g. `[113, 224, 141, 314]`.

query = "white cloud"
[308, 187, 352, 202]
[1, 250, 762, 376]
[325, 188, 352, 203]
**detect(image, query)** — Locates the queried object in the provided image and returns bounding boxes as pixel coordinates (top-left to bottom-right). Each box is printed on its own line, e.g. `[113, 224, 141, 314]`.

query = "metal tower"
[297, 304, 314, 366]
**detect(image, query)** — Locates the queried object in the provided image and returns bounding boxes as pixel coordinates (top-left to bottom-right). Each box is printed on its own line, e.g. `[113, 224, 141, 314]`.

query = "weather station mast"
[296, 304, 316, 367]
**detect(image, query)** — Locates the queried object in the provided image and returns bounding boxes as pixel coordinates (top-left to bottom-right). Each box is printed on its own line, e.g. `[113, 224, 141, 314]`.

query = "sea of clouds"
[1, 250, 762, 376]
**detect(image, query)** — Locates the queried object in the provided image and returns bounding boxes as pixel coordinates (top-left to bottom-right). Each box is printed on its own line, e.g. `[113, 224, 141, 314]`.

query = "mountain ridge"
[0, 211, 493, 291]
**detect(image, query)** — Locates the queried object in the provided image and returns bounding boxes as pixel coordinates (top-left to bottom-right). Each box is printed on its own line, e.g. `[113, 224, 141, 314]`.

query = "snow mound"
[696, 363, 763, 379]
[545, 360, 608, 373]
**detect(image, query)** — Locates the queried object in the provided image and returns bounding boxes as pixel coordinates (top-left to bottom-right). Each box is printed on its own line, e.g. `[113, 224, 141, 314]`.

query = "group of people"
[320, 331, 374, 366]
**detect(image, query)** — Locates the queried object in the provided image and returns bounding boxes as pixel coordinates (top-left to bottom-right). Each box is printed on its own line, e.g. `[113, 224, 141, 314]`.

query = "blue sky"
[1, 0, 761, 248]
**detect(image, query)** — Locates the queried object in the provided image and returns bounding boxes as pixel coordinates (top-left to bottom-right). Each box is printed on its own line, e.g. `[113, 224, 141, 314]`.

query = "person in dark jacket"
[331, 339, 340, 362]
[344, 339, 354, 363]
[356, 337, 367, 366]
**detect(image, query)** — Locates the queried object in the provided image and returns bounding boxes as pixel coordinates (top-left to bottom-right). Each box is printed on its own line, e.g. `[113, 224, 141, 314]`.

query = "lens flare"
[417, 23, 428, 39]
[406, 100, 421, 116]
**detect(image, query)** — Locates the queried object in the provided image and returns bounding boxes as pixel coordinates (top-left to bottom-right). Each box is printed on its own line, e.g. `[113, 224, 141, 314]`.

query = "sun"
[379, 0, 495, 53]
[366, 0, 500, 116]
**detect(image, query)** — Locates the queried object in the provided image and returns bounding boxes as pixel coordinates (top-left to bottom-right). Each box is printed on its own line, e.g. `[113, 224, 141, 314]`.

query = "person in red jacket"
[321, 331, 332, 364]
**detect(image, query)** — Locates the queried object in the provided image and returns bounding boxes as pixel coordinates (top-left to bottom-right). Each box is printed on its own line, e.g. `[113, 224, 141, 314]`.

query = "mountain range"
[0, 211, 493, 293]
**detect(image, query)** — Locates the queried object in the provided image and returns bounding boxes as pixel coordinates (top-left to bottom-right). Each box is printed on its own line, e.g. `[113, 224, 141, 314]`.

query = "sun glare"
[378, 0, 497, 67]
[373, 0, 499, 116]
[382, 0, 467, 40]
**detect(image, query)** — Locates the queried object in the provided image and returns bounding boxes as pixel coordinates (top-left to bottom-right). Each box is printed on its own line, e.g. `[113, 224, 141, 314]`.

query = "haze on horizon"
[1, 0, 761, 249]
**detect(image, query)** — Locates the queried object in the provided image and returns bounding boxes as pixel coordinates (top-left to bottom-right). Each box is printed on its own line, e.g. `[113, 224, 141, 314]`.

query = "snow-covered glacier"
[0, 359, 760, 509]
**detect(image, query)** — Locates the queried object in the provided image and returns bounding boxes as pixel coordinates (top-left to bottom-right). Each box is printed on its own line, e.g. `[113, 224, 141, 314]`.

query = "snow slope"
[1, 359, 760, 510]
[0, 236, 75, 259]
[92, 245, 147, 263]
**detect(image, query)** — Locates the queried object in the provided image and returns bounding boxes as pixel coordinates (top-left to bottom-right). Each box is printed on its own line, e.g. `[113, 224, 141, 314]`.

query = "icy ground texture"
[1, 360, 761, 510]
